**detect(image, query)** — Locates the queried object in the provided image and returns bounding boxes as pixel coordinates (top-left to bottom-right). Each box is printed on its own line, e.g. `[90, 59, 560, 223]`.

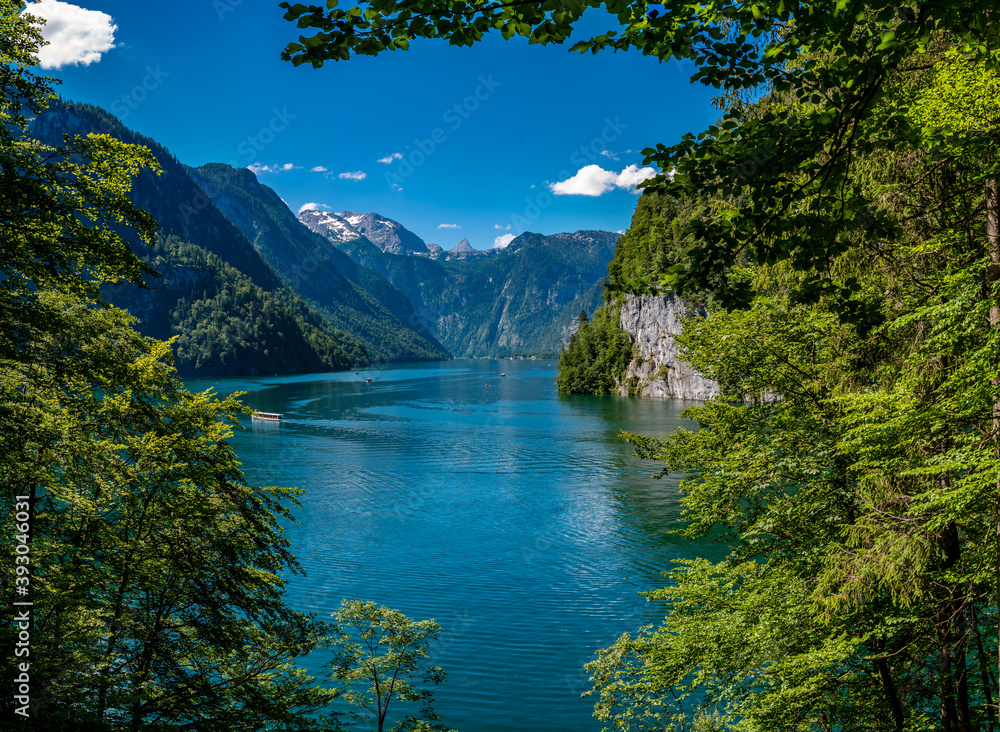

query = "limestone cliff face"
[615, 294, 720, 400]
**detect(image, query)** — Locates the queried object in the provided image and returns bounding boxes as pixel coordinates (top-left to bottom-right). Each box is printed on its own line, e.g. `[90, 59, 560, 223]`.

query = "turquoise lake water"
[187, 359, 725, 731]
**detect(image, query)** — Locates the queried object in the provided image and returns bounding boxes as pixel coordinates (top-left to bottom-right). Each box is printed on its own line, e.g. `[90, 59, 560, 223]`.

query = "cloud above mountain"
[26, 0, 117, 69]
[339, 170, 367, 181]
[494, 234, 516, 249]
[438, 223, 460, 229]
[249, 162, 299, 174]
[377, 153, 404, 164]
[549, 164, 657, 196]
[298, 202, 331, 214]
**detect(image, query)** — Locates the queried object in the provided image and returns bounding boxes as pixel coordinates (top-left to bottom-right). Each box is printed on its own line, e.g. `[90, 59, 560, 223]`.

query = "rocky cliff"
[615, 294, 720, 400]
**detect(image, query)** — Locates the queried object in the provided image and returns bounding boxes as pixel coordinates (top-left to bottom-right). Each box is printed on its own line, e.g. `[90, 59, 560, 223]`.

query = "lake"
[186, 358, 725, 732]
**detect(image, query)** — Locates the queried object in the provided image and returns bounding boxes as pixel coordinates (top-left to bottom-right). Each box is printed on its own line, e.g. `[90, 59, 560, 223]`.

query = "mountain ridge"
[188, 164, 450, 362]
[32, 98, 620, 367]
[300, 207, 620, 358]
[30, 100, 370, 376]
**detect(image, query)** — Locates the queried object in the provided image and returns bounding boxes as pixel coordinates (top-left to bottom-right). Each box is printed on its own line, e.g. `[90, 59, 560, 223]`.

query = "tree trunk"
[972, 605, 997, 732]
[988, 176, 999, 729]
[940, 634, 959, 732]
[954, 603, 973, 732]
[874, 648, 905, 732]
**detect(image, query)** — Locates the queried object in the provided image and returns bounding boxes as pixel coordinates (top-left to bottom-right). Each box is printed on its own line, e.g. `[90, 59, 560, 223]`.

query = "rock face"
[298, 209, 366, 244]
[615, 294, 720, 400]
[449, 237, 475, 254]
[337, 211, 429, 254]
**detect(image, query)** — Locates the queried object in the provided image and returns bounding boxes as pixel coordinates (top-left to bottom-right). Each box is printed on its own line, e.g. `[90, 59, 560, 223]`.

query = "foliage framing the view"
[0, 5, 340, 729]
[280, 0, 1000, 729]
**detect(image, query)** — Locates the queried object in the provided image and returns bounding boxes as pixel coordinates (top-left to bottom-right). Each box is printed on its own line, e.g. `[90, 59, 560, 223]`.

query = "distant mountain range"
[31, 99, 620, 375]
[302, 209, 618, 358]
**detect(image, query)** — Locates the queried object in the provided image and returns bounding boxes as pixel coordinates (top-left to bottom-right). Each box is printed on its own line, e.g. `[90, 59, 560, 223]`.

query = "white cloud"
[494, 234, 516, 249]
[298, 202, 331, 214]
[615, 164, 658, 190]
[494, 223, 511, 230]
[26, 0, 117, 69]
[438, 223, 460, 229]
[549, 164, 657, 196]
[339, 170, 367, 181]
[600, 149, 634, 162]
[248, 162, 300, 174]
[310, 165, 328, 173]
[377, 152, 404, 164]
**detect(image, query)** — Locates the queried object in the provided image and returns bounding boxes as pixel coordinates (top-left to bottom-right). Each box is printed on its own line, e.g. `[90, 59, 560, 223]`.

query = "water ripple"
[217, 360, 728, 732]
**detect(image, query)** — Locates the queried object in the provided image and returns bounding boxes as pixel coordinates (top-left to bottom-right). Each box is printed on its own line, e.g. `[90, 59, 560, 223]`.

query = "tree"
[585, 237, 1000, 730]
[582, 47, 1000, 724]
[326, 600, 454, 732]
[0, 4, 338, 728]
[2, 296, 337, 731]
[0, 1, 158, 360]
[556, 305, 633, 395]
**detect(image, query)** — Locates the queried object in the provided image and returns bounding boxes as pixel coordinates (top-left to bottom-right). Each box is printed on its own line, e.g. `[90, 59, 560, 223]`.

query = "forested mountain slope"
[188, 163, 449, 362]
[557, 193, 717, 397]
[29, 100, 370, 376]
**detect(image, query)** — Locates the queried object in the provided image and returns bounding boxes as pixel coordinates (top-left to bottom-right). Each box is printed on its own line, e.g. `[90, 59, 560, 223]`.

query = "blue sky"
[30, 0, 721, 250]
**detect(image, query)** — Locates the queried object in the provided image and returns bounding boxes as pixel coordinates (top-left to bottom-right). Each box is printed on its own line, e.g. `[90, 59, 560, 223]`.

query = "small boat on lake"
[251, 411, 283, 422]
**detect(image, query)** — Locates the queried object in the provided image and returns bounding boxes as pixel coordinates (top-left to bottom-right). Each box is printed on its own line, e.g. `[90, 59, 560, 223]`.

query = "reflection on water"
[186, 359, 725, 732]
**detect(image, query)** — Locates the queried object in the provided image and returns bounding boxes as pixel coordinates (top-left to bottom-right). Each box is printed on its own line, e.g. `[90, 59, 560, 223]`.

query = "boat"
[251, 411, 283, 422]
[500, 372, 506, 377]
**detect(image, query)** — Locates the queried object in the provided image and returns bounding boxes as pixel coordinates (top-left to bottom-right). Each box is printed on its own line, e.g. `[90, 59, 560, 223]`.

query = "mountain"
[450, 238, 475, 255]
[301, 212, 620, 358]
[188, 164, 449, 362]
[133, 235, 369, 376]
[31, 101, 279, 289]
[298, 209, 364, 244]
[33, 98, 617, 367]
[556, 191, 719, 397]
[301, 210, 429, 255]
[30, 100, 369, 376]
